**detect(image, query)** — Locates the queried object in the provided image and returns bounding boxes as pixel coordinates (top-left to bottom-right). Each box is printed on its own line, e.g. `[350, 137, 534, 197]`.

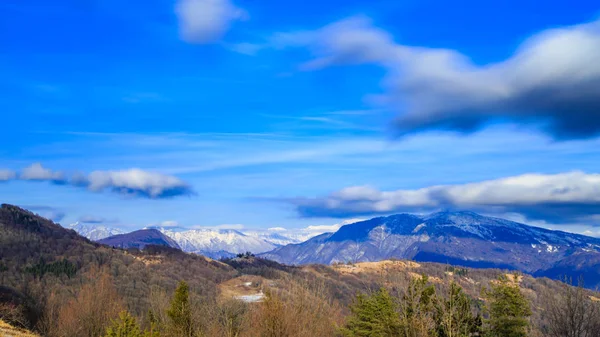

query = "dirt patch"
[332, 260, 421, 274]
[504, 273, 523, 283]
[131, 255, 163, 266]
[219, 275, 274, 302]
[0, 320, 39, 337]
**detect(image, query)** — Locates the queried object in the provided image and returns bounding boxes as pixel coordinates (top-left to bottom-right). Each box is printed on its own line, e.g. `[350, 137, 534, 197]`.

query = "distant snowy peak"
[68, 222, 125, 241]
[156, 228, 278, 258]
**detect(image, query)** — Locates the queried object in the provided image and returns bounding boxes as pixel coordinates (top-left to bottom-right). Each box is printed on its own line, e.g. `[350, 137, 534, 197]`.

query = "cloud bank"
[176, 0, 246, 43]
[2, 163, 193, 199]
[288, 171, 600, 225]
[277, 16, 600, 140]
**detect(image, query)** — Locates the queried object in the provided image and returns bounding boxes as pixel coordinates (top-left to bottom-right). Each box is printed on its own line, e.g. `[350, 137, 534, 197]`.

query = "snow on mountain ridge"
[69, 219, 364, 259]
[67, 222, 124, 241]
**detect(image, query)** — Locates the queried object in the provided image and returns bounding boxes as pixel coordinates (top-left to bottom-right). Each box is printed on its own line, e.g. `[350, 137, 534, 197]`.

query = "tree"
[435, 282, 481, 337]
[105, 311, 142, 337]
[484, 275, 531, 337]
[543, 277, 600, 337]
[56, 268, 123, 337]
[399, 275, 436, 337]
[166, 281, 193, 337]
[340, 287, 402, 337]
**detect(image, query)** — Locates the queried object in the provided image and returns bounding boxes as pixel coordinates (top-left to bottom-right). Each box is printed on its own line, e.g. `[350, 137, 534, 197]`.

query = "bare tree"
[543, 277, 600, 337]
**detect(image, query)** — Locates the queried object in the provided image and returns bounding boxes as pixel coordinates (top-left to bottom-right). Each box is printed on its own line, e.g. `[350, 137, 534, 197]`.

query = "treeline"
[13, 267, 599, 337]
[342, 274, 529, 336]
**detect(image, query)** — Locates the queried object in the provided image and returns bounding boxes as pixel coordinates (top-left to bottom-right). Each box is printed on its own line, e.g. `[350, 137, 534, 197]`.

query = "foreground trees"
[341, 275, 530, 337]
[484, 275, 531, 337]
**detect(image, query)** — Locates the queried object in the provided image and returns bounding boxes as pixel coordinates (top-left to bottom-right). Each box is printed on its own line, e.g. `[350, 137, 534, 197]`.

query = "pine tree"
[340, 287, 402, 337]
[484, 275, 531, 337]
[167, 281, 193, 337]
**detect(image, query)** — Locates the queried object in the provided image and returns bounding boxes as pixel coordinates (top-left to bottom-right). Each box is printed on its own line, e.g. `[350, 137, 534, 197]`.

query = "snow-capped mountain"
[68, 222, 124, 241]
[154, 228, 278, 259]
[261, 211, 600, 288]
[68, 220, 351, 259]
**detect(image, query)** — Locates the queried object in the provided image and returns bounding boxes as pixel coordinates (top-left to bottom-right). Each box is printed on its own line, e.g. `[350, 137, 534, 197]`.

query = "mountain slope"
[67, 222, 124, 240]
[261, 211, 600, 288]
[98, 229, 181, 250]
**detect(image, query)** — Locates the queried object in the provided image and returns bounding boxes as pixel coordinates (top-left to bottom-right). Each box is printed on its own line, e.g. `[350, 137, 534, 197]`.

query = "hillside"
[0, 204, 237, 332]
[262, 211, 600, 289]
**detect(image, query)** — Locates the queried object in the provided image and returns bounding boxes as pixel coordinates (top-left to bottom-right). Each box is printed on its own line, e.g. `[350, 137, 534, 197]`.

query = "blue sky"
[1, 0, 600, 234]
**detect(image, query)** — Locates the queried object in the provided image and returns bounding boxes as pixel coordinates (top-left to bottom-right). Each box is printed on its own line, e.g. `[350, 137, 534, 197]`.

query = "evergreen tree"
[105, 311, 143, 337]
[340, 288, 402, 337]
[484, 275, 531, 337]
[167, 281, 193, 337]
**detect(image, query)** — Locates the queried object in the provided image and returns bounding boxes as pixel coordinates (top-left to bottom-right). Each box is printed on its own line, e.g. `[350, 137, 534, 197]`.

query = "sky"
[1, 0, 600, 235]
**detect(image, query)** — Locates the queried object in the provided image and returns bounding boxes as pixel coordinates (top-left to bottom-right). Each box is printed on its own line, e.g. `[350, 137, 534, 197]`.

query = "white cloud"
[289, 171, 600, 225]
[20, 163, 66, 182]
[0, 169, 16, 181]
[176, 0, 247, 43]
[267, 227, 287, 232]
[6, 163, 193, 199]
[160, 220, 180, 228]
[279, 16, 600, 140]
[85, 168, 192, 198]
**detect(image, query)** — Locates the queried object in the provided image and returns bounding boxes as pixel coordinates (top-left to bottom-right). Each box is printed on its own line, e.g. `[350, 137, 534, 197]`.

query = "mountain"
[69, 223, 331, 258]
[98, 229, 181, 250]
[155, 228, 277, 259]
[67, 222, 124, 241]
[261, 211, 600, 288]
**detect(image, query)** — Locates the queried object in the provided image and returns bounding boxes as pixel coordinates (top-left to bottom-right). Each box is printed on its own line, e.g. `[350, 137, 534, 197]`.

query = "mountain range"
[261, 211, 600, 288]
[68, 222, 124, 241]
[68, 223, 327, 259]
[68, 210, 600, 288]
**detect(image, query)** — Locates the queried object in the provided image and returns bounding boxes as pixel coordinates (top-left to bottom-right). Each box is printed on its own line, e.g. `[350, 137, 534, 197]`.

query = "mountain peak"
[98, 229, 181, 250]
[261, 211, 600, 289]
